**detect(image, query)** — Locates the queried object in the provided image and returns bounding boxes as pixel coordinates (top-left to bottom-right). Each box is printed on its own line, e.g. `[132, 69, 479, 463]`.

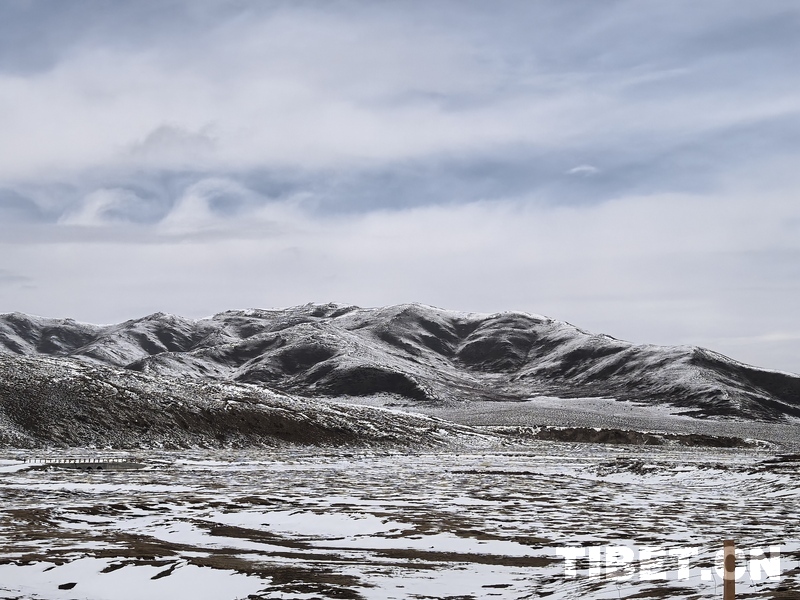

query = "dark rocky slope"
[2, 303, 799, 422]
[0, 353, 487, 449]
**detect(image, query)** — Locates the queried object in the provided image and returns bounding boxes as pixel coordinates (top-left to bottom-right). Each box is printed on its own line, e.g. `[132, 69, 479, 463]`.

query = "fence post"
[724, 540, 735, 600]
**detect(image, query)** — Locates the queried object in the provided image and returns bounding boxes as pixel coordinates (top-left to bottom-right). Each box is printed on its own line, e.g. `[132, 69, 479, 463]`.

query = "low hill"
[0, 352, 487, 449]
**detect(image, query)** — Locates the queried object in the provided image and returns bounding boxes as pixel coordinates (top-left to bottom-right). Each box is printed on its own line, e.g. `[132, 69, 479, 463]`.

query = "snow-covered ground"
[0, 445, 797, 599]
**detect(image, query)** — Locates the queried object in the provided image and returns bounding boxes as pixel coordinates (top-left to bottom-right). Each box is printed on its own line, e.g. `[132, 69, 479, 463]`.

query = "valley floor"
[0, 444, 797, 599]
[335, 396, 800, 450]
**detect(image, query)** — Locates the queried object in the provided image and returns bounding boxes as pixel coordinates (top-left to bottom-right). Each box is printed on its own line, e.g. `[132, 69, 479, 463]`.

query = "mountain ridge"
[2, 303, 799, 422]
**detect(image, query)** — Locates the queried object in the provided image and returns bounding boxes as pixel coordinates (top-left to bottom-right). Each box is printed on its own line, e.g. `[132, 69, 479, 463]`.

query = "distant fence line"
[22, 457, 135, 464]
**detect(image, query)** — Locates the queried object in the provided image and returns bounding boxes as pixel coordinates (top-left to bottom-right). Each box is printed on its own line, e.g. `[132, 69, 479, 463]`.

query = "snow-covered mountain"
[2, 303, 799, 422]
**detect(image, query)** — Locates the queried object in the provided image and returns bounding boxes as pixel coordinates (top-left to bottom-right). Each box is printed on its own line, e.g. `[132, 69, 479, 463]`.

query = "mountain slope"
[0, 352, 488, 449]
[2, 303, 799, 421]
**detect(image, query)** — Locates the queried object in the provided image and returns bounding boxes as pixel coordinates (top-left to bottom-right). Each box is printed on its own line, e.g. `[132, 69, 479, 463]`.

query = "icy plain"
[1, 444, 797, 600]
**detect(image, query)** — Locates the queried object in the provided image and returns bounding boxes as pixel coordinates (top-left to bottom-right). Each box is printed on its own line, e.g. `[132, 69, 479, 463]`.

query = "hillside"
[2, 303, 799, 422]
[0, 352, 488, 449]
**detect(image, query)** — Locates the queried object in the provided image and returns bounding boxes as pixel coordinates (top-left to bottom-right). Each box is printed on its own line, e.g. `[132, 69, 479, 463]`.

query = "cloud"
[1, 1, 799, 184]
[151, 176, 311, 239]
[0, 188, 48, 221]
[156, 178, 258, 234]
[59, 188, 149, 227]
[567, 165, 600, 176]
[2, 1, 800, 373]
[127, 125, 216, 169]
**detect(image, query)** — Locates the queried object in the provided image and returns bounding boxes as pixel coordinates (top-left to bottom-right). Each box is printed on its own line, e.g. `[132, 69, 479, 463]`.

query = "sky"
[1, 0, 799, 374]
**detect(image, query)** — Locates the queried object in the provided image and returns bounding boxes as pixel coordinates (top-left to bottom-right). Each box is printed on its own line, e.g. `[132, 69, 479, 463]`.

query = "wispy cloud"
[567, 165, 600, 176]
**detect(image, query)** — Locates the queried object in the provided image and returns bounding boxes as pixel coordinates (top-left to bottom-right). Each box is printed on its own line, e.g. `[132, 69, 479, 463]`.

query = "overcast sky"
[1, 0, 799, 373]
